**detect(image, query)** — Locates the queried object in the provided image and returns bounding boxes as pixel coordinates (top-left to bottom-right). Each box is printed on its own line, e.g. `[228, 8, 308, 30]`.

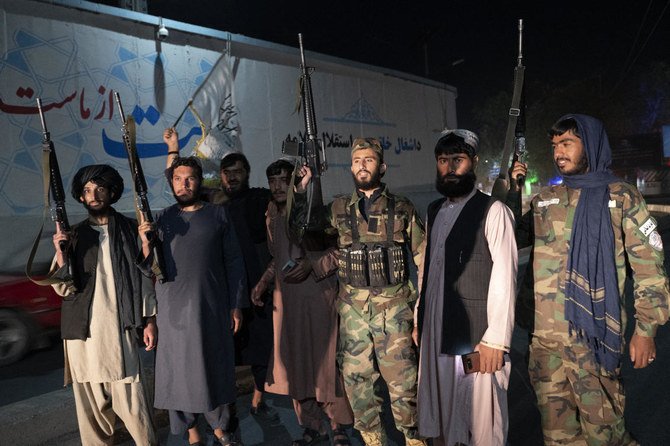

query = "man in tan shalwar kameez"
[252, 160, 353, 446]
[51, 165, 157, 446]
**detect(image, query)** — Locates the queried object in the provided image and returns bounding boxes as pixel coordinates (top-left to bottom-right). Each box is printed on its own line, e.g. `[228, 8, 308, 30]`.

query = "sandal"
[332, 428, 351, 446]
[292, 427, 328, 445]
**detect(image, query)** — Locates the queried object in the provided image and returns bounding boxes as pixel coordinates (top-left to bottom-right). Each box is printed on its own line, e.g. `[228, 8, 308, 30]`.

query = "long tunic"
[54, 224, 156, 384]
[416, 190, 517, 442]
[153, 203, 245, 413]
[262, 203, 342, 402]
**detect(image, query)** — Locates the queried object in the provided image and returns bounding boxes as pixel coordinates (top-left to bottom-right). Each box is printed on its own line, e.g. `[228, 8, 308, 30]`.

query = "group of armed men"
[50, 112, 669, 446]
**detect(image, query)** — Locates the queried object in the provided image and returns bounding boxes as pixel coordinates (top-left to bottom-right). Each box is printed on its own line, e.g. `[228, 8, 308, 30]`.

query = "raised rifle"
[491, 19, 526, 199]
[114, 92, 167, 282]
[26, 98, 75, 287]
[35, 97, 74, 279]
[283, 33, 329, 243]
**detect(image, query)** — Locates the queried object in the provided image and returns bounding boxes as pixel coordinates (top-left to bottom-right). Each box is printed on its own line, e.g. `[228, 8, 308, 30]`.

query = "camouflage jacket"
[327, 185, 426, 309]
[519, 182, 669, 344]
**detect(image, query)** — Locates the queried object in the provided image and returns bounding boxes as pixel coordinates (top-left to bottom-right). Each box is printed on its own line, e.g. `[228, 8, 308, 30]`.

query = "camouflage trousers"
[529, 337, 637, 446]
[337, 300, 420, 438]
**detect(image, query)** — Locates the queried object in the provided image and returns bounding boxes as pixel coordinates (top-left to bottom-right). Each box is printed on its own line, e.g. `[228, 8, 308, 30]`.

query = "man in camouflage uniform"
[323, 138, 426, 446]
[508, 114, 669, 445]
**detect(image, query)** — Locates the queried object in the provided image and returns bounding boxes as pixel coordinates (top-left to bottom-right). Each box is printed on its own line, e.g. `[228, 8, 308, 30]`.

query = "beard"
[83, 202, 110, 218]
[555, 153, 589, 176]
[435, 170, 476, 198]
[173, 185, 201, 207]
[224, 178, 249, 198]
[352, 168, 382, 191]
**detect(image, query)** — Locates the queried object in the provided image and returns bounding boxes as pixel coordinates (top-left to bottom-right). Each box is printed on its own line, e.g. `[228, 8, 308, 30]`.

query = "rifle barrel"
[114, 92, 126, 125]
[517, 19, 524, 66]
[36, 98, 49, 135]
[298, 33, 306, 71]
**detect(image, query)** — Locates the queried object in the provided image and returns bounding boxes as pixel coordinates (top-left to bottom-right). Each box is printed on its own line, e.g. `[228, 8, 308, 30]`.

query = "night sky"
[140, 0, 670, 128]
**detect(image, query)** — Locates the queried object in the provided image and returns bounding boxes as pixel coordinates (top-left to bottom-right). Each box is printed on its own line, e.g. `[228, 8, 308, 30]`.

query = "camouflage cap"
[351, 137, 384, 163]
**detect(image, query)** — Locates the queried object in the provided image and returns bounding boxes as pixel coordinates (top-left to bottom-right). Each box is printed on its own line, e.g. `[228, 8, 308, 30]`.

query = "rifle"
[114, 92, 167, 282]
[283, 33, 329, 243]
[38, 97, 74, 278]
[491, 19, 526, 199]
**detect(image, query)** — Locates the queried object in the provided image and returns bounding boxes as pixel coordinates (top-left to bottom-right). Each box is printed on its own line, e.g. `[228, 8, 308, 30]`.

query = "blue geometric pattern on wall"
[16, 30, 42, 48]
[63, 132, 85, 149]
[117, 47, 137, 62]
[110, 65, 129, 83]
[13, 150, 38, 170]
[5, 50, 31, 74]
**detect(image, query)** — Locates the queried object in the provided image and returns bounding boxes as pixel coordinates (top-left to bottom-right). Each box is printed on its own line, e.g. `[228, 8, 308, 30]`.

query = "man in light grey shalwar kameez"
[414, 130, 517, 446]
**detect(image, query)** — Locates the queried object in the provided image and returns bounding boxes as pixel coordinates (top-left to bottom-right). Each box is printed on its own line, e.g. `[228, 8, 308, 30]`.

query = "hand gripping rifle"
[491, 19, 527, 199]
[283, 34, 329, 245]
[114, 92, 167, 282]
[26, 98, 75, 285]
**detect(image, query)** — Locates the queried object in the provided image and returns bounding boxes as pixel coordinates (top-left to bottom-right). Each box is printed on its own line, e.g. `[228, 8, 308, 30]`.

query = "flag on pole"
[179, 51, 241, 175]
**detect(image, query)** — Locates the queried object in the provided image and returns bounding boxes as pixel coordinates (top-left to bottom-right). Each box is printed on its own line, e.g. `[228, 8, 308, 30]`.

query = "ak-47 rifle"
[491, 19, 526, 199]
[283, 33, 329, 243]
[114, 92, 166, 282]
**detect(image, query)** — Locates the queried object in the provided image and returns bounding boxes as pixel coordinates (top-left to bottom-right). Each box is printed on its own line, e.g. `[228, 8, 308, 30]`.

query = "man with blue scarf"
[508, 114, 669, 445]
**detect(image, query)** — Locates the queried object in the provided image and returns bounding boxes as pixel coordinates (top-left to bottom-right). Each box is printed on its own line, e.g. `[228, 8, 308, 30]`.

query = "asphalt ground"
[1, 319, 669, 445]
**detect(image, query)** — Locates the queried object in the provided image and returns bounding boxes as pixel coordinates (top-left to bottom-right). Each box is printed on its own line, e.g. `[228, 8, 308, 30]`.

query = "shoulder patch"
[649, 230, 664, 251]
[537, 198, 560, 208]
[640, 218, 657, 237]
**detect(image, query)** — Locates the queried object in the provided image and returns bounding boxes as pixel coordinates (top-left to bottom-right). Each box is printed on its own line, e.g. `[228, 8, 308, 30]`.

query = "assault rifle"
[283, 33, 329, 243]
[114, 92, 166, 282]
[491, 19, 527, 199]
[38, 97, 74, 278]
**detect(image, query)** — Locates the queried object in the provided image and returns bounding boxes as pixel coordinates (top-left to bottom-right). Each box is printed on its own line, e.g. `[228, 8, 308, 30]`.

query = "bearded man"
[164, 129, 276, 421]
[302, 138, 427, 446]
[139, 156, 246, 446]
[51, 164, 157, 445]
[414, 130, 517, 446]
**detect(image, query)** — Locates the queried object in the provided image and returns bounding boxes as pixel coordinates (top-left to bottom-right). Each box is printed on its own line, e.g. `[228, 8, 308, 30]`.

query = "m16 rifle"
[26, 98, 74, 286]
[283, 33, 329, 245]
[114, 92, 166, 282]
[42, 97, 74, 274]
[491, 19, 527, 199]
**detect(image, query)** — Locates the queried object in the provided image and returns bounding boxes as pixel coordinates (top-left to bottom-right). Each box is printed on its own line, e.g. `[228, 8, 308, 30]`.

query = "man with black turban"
[51, 164, 158, 446]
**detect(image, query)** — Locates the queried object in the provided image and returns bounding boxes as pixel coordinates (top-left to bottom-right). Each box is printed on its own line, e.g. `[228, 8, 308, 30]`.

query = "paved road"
[2, 325, 670, 444]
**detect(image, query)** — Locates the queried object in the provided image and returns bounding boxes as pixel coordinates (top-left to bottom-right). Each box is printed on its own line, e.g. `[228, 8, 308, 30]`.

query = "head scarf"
[558, 114, 621, 373]
[71, 164, 124, 204]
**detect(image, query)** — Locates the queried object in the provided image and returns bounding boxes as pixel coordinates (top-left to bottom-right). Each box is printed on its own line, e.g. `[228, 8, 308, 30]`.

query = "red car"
[0, 275, 61, 366]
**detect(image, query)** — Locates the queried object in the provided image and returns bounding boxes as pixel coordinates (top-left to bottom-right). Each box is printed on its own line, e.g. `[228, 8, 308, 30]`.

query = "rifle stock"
[114, 92, 167, 282]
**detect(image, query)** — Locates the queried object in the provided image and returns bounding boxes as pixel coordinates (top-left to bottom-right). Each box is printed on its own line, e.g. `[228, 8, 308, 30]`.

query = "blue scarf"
[560, 114, 622, 374]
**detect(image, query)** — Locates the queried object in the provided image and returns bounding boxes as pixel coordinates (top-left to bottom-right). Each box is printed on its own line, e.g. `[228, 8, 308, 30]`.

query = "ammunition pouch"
[339, 194, 409, 288]
[338, 243, 408, 288]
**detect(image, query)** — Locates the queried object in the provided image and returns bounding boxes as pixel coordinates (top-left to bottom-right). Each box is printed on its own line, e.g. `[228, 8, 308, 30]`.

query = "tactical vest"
[337, 195, 409, 288]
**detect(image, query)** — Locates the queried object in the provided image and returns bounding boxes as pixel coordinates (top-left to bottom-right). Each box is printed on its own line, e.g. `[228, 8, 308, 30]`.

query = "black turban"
[71, 164, 124, 204]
